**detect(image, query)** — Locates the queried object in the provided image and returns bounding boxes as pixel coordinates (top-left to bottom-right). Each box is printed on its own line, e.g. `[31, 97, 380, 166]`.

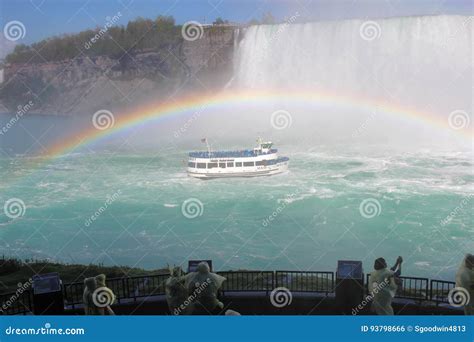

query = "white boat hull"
[188, 162, 288, 179]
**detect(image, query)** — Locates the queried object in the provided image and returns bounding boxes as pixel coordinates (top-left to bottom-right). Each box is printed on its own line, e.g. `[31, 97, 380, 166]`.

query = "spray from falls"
[227, 15, 472, 146]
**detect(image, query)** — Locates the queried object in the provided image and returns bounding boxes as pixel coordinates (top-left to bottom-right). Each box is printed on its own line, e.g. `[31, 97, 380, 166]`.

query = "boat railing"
[189, 149, 278, 159]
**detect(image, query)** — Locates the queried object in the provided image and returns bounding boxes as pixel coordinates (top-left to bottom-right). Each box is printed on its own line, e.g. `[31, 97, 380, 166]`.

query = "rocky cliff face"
[0, 26, 235, 115]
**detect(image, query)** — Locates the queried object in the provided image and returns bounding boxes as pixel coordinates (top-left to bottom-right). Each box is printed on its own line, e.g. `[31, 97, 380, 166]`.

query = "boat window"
[256, 160, 267, 166]
[207, 163, 218, 168]
[227, 162, 234, 167]
[197, 163, 206, 169]
[219, 163, 226, 168]
[235, 162, 242, 167]
[188, 162, 196, 168]
[243, 161, 254, 167]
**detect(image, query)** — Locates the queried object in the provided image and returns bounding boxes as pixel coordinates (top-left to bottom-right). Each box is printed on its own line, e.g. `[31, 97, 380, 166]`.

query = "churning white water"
[229, 15, 472, 146]
[234, 15, 471, 108]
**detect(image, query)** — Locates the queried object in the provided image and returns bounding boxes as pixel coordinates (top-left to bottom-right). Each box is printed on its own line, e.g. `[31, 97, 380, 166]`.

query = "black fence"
[0, 289, 33, 315]
[1, 271, 456, 315]
[63, 274, 171, 309]
[430, 279, 457, 305]
[365, 274, 430, 301]
[275, 271, 334, 294]
[218, 271, 274, 294]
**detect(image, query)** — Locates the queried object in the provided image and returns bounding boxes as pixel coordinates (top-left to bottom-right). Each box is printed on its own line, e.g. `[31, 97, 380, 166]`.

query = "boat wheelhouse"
[187, 139, 289, 179]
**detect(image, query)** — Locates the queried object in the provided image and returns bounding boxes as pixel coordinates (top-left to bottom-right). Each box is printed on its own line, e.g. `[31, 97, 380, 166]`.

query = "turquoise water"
[0, 137, 472, 280]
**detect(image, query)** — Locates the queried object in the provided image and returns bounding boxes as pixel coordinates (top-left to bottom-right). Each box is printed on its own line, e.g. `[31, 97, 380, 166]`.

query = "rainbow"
[21, 88, 474, 162]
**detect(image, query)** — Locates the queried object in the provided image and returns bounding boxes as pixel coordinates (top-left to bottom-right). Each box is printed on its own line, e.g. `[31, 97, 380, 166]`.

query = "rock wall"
[0, 26, 236, 115]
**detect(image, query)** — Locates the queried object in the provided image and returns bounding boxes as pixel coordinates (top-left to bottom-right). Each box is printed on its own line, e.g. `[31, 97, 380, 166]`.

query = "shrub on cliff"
[5, 15, 181, 64]
[0, 257, 23, 276]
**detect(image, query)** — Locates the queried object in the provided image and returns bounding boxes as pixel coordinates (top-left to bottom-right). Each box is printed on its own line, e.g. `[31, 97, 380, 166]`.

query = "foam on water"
[0, 147, 471, 278]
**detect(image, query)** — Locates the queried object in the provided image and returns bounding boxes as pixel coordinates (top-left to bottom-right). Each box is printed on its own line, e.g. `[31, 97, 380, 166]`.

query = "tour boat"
[187, 139, 289, 179]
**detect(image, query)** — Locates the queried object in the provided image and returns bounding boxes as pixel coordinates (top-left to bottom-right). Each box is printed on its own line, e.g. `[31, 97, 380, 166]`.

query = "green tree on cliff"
[5, 15, 181, 63]
[213, 17, 229, 25]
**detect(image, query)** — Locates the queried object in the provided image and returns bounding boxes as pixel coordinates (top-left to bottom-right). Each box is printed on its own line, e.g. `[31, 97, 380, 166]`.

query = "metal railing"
[63, 273, 171, 309]
[365, 274, 429, 301]
[397, 276, 429, 301]
[217, 271, 274, 293]
[430, 279, 456, 305]
[276, 271, 334, 294]
[62, 281, 84, 309]
[122, 274, 169, 299]
[0, 271, 459, 315]
[0, 290, 33, 315]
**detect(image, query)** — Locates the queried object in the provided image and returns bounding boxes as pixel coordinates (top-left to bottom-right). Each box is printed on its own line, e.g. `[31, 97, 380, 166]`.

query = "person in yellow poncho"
[368, 256, 403, 315]
[455, 254, 474, 315]
[184, 261, 226, 315]
[95, 274, 115, 315]
[165, 266, 188, 315]
[83, 277, 102, 315]
[82, 275, 116, 315]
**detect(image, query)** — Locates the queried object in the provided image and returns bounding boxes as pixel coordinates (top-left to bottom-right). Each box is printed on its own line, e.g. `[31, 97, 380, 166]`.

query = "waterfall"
[232, 15, 472, 126]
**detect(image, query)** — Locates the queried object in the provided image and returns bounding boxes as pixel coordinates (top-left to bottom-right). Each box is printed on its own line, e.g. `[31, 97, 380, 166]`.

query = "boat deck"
[189, 149, 278, 159]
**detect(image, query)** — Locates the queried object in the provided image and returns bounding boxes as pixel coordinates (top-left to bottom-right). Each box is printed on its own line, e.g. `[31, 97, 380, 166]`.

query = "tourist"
[83, 277, 101, 315]
[165, 266, 188, 315]
[95, 274, 116, 315]
[368, 256, 403, 315]
[455, 254, 474, 315]
[184, 261, 226, 314]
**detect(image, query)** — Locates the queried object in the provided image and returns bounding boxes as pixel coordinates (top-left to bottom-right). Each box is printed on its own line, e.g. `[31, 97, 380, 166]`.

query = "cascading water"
[229, 15, 472, 145]
[234, 15, 471, 110]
